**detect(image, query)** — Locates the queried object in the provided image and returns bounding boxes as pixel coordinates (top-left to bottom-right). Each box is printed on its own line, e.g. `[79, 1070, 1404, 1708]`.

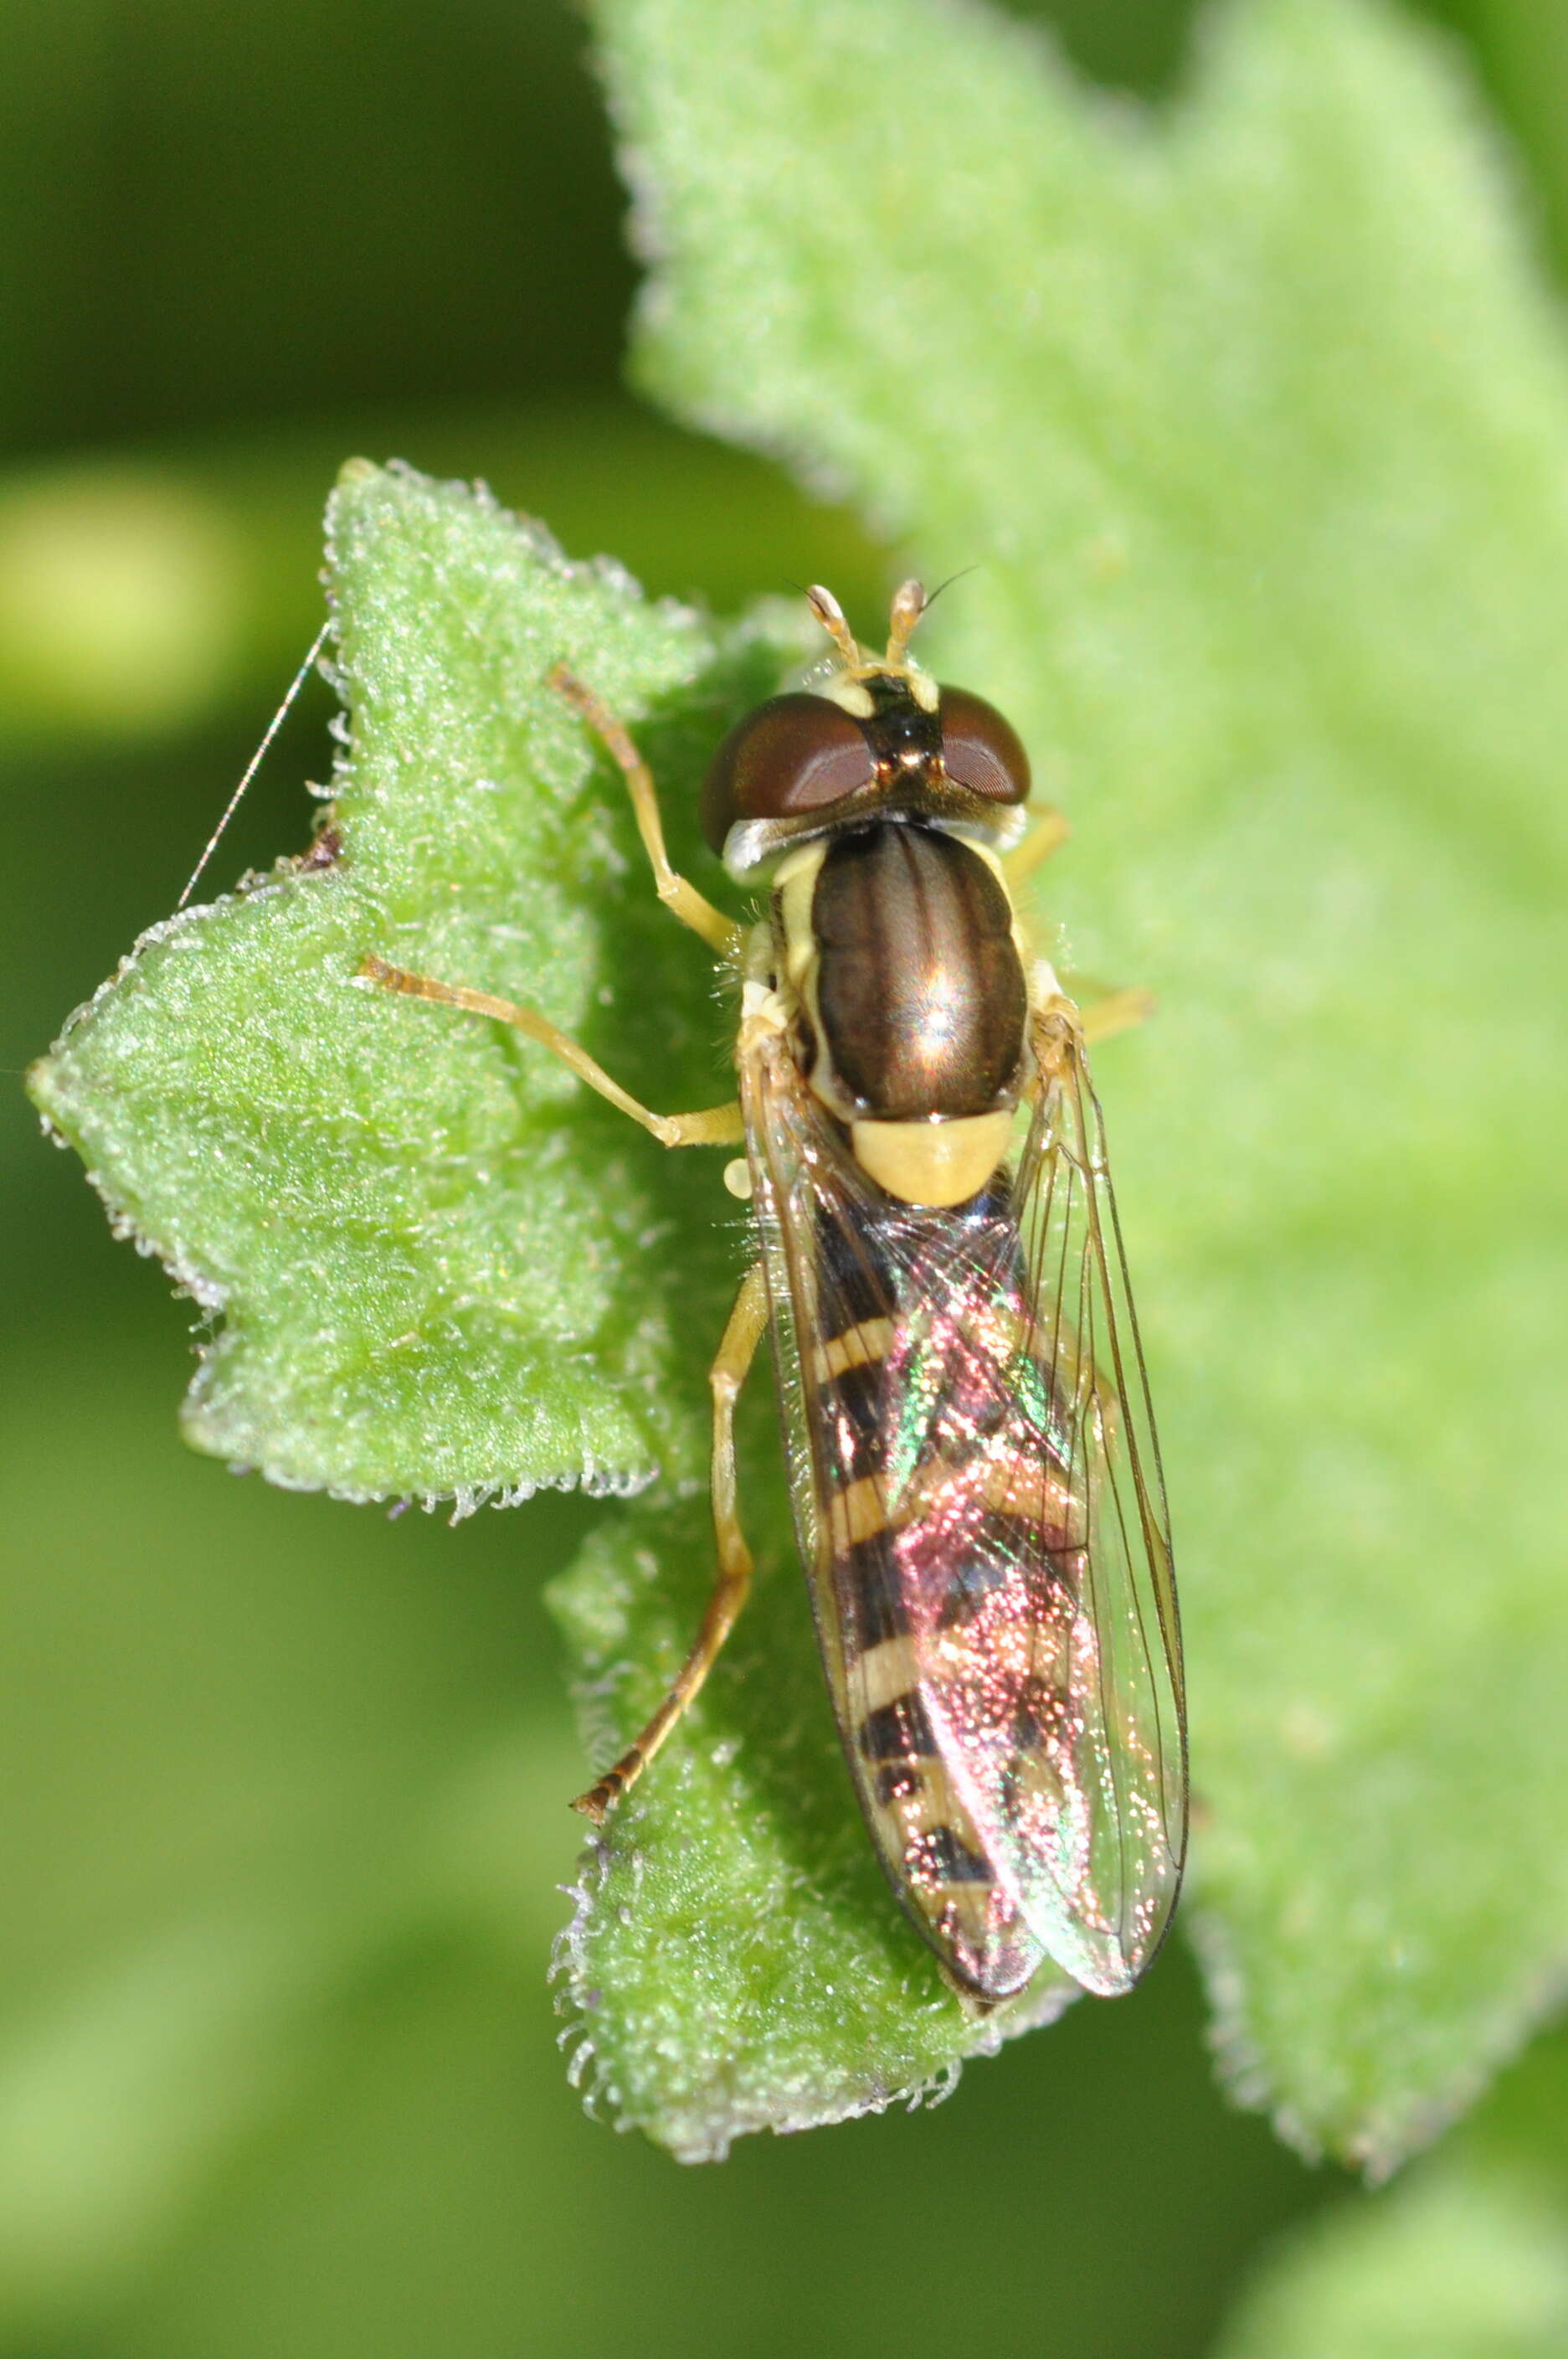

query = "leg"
[357, 955, 743, 1147]
[550, 665, 743, 961]
[1077, 986, 1154, 1047]
[1030, 984, 1154, 1100]
[1002, 807, 1071, 890]
[573, 1261, 770, 1822]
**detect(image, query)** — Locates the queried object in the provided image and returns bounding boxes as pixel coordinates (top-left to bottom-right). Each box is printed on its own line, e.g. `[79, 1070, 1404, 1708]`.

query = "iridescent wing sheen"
[740, 1004, 1185, 2003]
[1010, 1003, 1187, 1990]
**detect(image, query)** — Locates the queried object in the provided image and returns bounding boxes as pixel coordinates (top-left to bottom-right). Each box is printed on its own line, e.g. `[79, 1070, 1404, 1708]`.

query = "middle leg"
[1076, 985, 1155, 1047]
[357, 955, 743, 1146]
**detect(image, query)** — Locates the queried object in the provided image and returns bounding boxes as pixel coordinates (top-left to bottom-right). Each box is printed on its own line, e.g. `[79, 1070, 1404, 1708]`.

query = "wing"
[1010, 1003, 1187, 1989]
[741, 1002, 1185, 2002]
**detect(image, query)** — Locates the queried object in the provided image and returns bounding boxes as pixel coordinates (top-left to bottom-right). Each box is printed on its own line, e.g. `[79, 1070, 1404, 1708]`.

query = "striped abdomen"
[810, 1182, 1088, 2001]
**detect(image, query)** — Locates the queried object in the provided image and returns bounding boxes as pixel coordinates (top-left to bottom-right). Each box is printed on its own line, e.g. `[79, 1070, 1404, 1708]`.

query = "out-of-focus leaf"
[1468, 0, 1568, 270]
[1214, 2168, 1568, 2359]
[584, 0, 1568, 2164]
[1212, 2028, 1568, 2356]
[0, 401, 887, 748]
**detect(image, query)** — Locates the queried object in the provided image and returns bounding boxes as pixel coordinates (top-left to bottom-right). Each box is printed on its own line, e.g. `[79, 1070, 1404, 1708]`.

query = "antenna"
[885, 578, 928, 665]
[175, 618, 332, 912]
[805, 584, 862, 670]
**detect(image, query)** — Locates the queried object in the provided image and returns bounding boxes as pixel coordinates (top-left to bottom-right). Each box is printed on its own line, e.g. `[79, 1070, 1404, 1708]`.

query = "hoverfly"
[360, 580, 1186, 2004]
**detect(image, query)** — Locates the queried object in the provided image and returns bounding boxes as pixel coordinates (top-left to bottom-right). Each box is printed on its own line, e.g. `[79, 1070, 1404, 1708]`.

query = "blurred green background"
[5, 2, 1565, 2351]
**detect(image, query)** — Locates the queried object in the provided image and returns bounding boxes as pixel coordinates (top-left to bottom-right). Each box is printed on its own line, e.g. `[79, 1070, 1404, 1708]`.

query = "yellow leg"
[1030, 986, 1154, 1102]
[1077, 986, 1154, 1046]
[1002, 807, 1071, 889]
[357, 956, 743, 1147]
[573, 1261, 769, 1822]
[550, 665, 743, 961]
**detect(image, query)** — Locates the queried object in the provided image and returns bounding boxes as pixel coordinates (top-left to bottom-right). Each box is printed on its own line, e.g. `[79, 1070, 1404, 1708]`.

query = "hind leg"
[572, 1261, 769, 1821]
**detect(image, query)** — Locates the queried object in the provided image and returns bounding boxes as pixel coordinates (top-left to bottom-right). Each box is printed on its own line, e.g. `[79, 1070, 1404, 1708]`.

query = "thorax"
[764, 822, 1031, 1207]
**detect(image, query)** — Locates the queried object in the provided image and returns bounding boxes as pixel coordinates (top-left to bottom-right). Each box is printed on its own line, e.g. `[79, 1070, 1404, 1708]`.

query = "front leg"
[550, 666, 743, 961]
[1002, 807, 1071, 890]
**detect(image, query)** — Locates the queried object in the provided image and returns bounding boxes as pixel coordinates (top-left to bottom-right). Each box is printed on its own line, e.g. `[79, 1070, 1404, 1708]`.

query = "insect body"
[361, 581, 1186, 2005]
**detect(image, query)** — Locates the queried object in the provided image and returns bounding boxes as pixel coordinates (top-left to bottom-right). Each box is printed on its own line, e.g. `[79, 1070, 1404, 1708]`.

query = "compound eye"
[701, 693, 876, 853]
[938, 686, 1031, 805]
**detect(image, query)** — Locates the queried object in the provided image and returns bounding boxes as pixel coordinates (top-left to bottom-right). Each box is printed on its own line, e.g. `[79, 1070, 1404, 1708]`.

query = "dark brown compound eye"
[701, 693, 877, 853]
[937, 686, 1031, 805]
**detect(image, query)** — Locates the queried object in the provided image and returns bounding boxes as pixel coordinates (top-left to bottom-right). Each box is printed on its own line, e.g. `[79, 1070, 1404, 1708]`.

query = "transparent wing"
[742, 1002, 1185, 2001]
[1010, 1004, 1187, 1990]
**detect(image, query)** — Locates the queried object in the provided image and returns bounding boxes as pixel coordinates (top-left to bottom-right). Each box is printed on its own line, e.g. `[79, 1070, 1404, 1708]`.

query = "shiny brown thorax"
[809, 825, 1028, 1121]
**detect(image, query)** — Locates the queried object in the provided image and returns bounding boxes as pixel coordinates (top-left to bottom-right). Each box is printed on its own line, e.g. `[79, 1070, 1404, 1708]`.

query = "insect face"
[703, 584, 1031, 884]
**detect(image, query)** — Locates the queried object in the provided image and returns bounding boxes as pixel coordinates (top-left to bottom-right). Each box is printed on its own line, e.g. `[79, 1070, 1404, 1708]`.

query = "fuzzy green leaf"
[31, 462, 791, 1507]
[581, 0, 1568, 2165]
[548, 1499, 1076, 2161]
[33, 460, 1079, 2150]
